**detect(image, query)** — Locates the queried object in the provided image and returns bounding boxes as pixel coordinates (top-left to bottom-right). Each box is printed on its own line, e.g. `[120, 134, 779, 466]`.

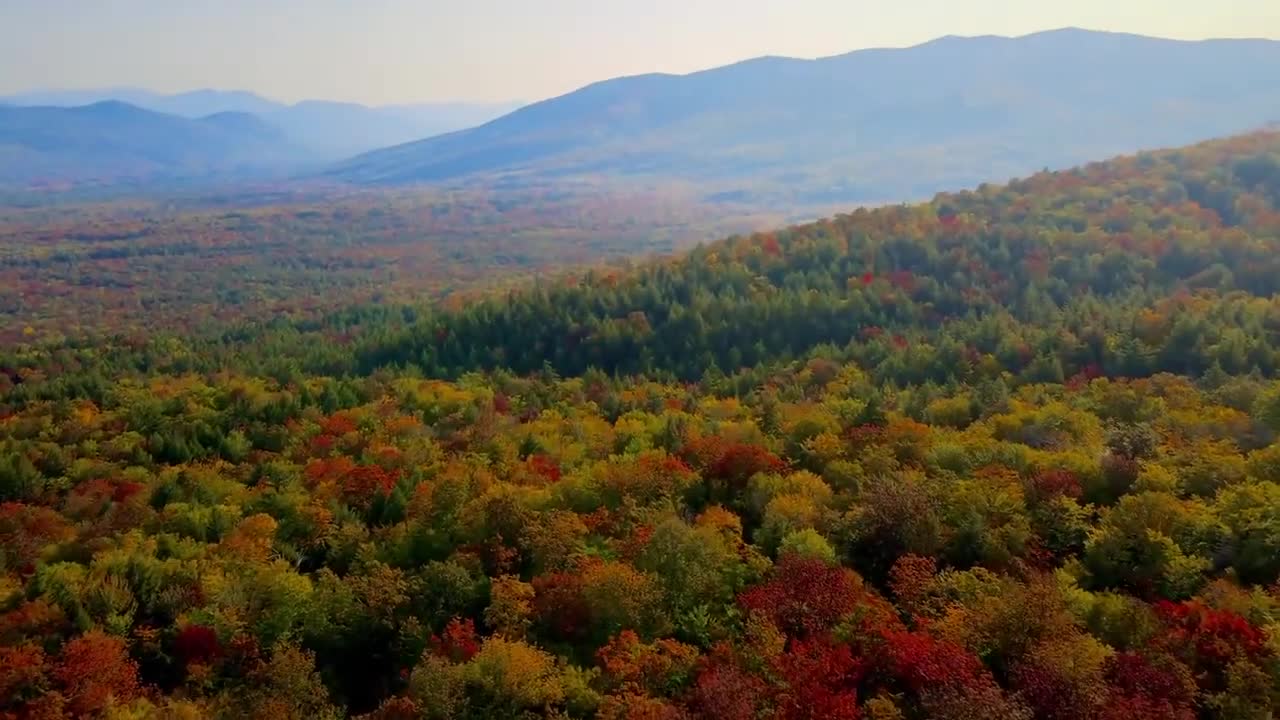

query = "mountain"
[0, 101, 305, 186]
[328, 28, 1280, 203]
[1, 88, 522, 159]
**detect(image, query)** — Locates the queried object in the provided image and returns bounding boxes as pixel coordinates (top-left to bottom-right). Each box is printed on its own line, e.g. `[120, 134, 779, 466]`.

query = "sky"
[3, 0, 1278, 105]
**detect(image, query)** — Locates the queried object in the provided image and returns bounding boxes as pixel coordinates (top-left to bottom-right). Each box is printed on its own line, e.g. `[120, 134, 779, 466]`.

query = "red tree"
[173, 624, 222, 666]
[770, 638, 863, 720]
[1153, 600, 1268, 693]
[739, 556, 867, 639]
[682, 436, 786, 493]
[532, 571, 591, 643]
[0, 643, 48, 712]
[54, 630, 142, 716]
[430, 617, 480, 663]
[1101, 651, 1196, 720]
[341, 465, 399, 509]
[688, 658, 767, 720]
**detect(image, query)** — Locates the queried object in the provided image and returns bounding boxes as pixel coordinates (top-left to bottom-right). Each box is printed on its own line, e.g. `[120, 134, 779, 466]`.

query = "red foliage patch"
[880, 630, 985, 692]
[320, 412, 359, 436]
[111, 481, 147, 503]
[0, 503, 74, 574]
[771, 637, 864, 720]
[596, 630, 698, 696]
[1025, 468, 1083, 502]
[340, 465, 400, 509]
[533, 572, 591, 643]
[304, 455, 356, 488]
[1012, 658, 1097, 720]
[683, 436, 786, 491]
[431, 617, 480, 663]
[1102, 651, 1195, 720]
[0, 600, 66, 646]
[689, 659, 767, 720]
[310, 433, 336, 454]
[739, 556, 864, 638]
[526, 454, 562, 484]
[581, 507, 614, 535]
[845, 424, 885, 447]
[0, 643, 48, 707]
[1154, 600, 1268, 679]
[54, 630, 142, 716]
[173, 624, 221, 666]
[619, 524, 655, 562]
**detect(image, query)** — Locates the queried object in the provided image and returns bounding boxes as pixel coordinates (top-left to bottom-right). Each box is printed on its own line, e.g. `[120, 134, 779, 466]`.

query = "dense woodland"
[2, 132, 1280, 718]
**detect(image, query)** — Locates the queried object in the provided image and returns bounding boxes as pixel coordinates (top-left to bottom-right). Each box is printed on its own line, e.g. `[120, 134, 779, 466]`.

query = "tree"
[486, 575, 536, 639]
[0, 643, 50, 714]
[1214, 481, 1280, 584]
[54, 630, 142, 716]
[1253, 381, 1280, 435]
[738, 556, 881, 639]
[217, 642, 343, 720]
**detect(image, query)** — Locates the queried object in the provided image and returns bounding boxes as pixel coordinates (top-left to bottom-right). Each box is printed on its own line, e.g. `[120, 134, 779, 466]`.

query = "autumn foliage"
[1, 132, 1280, 717]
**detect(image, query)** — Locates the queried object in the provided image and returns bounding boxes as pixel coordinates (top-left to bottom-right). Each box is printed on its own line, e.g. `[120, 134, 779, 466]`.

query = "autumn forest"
[3, 130, 1280, 719]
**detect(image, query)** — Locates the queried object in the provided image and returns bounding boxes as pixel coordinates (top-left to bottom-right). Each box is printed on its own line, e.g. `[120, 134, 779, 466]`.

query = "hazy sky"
[3, 0, 1278, 105]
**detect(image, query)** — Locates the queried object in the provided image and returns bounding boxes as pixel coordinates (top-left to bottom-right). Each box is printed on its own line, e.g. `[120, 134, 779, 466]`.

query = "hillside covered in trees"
[2, 132, 1280, 718]
[346, 131, 1280, 384]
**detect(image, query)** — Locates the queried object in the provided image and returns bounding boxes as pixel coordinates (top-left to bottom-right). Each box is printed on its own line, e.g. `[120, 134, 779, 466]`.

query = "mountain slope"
[329, 29, 1280, 203]
[0, 101, 303, 185]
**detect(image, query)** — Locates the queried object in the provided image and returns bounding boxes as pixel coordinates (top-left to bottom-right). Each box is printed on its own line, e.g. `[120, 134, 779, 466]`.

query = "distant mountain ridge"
[0, 88, 524, 160]
[327, 28, 1280, 204]
[1, 88, 282, 117]
[0, 101, 305, 186]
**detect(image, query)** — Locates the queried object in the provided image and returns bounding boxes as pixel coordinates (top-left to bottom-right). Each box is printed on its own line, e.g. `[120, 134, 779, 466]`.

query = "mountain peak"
[78, 99, 153, 117]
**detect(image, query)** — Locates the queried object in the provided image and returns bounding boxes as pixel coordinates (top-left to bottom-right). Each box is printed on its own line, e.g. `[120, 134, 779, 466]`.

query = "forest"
[2, 131, 1280, 718]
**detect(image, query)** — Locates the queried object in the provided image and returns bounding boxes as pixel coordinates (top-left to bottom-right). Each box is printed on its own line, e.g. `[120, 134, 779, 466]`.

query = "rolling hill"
[0, 101, 305, 186]
[328, 28, 1280, 204]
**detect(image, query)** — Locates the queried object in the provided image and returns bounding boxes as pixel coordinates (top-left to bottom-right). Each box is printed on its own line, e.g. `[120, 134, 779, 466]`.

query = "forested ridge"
[350, 131, 1280, 382]
[2, 132, 1280, 718]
